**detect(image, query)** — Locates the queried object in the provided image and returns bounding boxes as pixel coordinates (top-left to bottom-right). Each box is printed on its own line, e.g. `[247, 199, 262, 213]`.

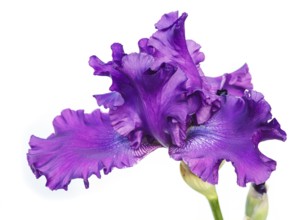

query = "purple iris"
[27, 11, 286, 190]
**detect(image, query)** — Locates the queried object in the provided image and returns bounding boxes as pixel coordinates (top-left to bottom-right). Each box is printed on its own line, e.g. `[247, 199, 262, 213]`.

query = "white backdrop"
[0, 1, 299, 219]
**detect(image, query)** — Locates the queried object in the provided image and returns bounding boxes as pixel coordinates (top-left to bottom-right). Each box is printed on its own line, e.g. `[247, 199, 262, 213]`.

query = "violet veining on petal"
[27, 11, 286, 191]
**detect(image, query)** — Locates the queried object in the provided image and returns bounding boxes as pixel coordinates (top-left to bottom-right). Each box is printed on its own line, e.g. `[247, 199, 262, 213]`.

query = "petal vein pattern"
[28, 11, 287, 190]
[91, 51, 189, 147]
[169, 91, 286, 186]
[27, 109, 158, 190]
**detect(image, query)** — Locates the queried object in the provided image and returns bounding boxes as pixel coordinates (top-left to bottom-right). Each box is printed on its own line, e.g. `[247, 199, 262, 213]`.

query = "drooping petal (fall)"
[27, 109, 158, 190]
[28, 11, 287, 192]
[169, 91, 286, 186]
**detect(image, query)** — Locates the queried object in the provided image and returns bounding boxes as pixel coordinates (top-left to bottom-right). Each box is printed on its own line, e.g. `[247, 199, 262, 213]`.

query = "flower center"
[216, 89, 228, 96]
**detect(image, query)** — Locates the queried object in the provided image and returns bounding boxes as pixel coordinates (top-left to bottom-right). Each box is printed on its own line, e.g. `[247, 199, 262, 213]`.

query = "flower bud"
[180, 161, 217, 200]
[245, 183, 269, 220]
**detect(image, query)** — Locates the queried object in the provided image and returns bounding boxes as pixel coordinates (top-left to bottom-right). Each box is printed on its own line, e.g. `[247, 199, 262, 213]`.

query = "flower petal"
[93, 91, 124, 109]
[27, 109, 158, 190]
[206, 64, 253, 97]
[148, 12, 203, 89]
[89, 55, 113, 76]
[147, 12, 221, 125]
[111, 43, 126, 64]
[90, 12, 220, 146]
[154, 11, 179, 29]
[93, 52, 189, 147]
[186, 39, 205, 65]
[169, 91, 286, 186]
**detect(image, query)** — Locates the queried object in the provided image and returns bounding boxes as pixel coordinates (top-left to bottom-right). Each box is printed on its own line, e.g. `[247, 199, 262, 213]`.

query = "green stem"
[208, 197, 223, 220]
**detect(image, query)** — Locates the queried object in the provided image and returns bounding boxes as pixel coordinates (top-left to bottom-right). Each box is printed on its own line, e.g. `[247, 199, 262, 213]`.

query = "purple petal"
[98, 52, 189, 147]
[91, 12, 219, 146]
[93, 92, 124, 109]
[169, 91, 286, 186]
[92, 50, 191, 147]
[186, 40, 205, 65]
[155, 11, 179, 30]
[138, 38, 155, 55]
[206, 64, 253, 97]
[89, 55, 114, 76]
[150, 12, 222, 125]
[111, 43, 125, 63]
[89, 43, 126, 77]
[27, 109, 158, 190]
[148, 12, 204, 89]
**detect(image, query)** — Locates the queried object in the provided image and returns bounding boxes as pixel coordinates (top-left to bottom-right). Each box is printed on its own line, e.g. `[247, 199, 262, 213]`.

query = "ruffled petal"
[154, 11, 179, 30]
[27, 109, 158, 190]
[90, 12, 223, 147]
[149, 12, 222, 125]
[92, 51, 190, 147]
[206, 64, 253, 97]
[93, 92, 124, 109]
[89, 55, 114, 76]
[111, 43, 125, 64]
[186, 39, 205, 65]
[148, 12, 204, 90]
[169, 91, 286, 186]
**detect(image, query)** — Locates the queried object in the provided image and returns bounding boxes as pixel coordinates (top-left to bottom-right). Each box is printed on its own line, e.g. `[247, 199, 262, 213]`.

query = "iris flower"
[27, 11, 286, 190]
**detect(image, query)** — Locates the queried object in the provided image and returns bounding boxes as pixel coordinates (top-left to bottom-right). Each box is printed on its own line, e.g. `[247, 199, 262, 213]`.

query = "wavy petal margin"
[29, 11, 286, 191]
[169, 91, 286, 186]
[206, 64, 253, 97]
[28, 109, 158, 190]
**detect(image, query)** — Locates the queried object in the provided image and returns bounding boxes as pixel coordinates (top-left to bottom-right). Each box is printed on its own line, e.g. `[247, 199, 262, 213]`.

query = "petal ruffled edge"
[169, 91, 286, 186]
[206, 64, 253, 97]
[28, 109, 159, 190]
